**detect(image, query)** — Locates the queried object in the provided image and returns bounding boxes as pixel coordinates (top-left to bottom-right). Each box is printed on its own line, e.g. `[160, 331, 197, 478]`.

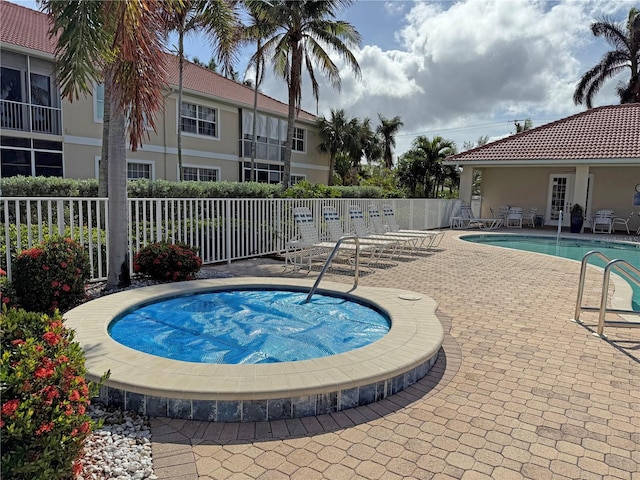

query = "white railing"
[1, 100, 62, 135]
[1, 197, 458, 282]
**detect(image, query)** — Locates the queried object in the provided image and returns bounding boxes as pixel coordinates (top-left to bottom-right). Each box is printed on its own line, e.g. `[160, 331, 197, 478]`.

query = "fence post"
[226, 199, 232, 264]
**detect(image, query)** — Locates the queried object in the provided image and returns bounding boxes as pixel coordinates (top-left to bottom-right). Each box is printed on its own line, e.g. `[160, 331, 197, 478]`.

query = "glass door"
[546, 174, 574, 226]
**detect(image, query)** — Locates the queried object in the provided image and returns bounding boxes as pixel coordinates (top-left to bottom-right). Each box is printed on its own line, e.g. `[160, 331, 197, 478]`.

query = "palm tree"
[316, 108, 350, 185]
[43, 0, 238, 290]
[248, 0, 362, 188]
[574, 7, 640, 108]
[164, 0, 239, 181]
[401, 135, 455, 197]
[376, 114, 404, 169]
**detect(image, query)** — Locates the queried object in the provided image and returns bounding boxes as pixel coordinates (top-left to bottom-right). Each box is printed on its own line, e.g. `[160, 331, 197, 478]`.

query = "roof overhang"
[442, 158, 640, 167]
[1, 43, 54, 60]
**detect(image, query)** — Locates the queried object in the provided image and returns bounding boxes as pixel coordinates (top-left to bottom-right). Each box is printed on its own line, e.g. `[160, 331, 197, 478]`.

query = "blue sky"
[19, 0, 638, 158]
[179, 0, 637, 156]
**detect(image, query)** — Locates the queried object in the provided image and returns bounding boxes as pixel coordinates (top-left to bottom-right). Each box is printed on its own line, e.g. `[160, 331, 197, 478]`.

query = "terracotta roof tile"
[446, 103, 640, 163]
[0, 1, 315, 122]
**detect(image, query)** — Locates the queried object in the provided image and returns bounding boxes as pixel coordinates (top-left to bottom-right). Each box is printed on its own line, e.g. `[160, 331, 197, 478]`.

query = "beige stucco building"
[1, 1, 329, 185]
[445, 104, 640, 232]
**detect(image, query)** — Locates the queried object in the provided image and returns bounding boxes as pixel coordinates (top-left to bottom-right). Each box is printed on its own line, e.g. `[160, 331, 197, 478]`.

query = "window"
[292, 127, 305, 152]
[94, 83, 104, 122]
[127, 162, 152, 180]
[182, 166, 219, 182]
[181, 102, 217, 138]
[290, 174, 306, 185]
[242, 161, 282, 184]
[0, 136, 63, 178]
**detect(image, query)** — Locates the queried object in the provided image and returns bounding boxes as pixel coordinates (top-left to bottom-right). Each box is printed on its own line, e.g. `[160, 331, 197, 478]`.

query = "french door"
[545, 174, 593, 226]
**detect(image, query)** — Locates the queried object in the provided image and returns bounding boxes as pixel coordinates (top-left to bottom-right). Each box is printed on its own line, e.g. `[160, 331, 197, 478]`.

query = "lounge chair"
[348, 205, 420, 255]
[451, 204, 503, 230]
[377, 205, 445, 249]
[322, 206, 400, 261]
[287, 206, 380, 271]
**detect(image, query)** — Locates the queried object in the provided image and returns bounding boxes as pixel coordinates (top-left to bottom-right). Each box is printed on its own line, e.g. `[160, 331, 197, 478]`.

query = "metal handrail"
[304, 235, 360, 304]
[574, 250, 640, 336]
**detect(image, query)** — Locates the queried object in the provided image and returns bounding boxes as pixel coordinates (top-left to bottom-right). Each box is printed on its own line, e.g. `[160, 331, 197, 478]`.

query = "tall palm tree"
[43, 0, 167, 290]
[248, 0, 362, 188]
[376, 114, 403, 169]
[43, 0, 238, 290]
[405, 135, 455, 197]
[574, 7, 640, 108]
[163, 0, 239, 181]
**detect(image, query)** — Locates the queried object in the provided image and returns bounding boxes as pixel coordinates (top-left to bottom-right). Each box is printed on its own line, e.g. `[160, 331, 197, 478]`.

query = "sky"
[179, 0, 637, 158]
[19, 0, 638, 159]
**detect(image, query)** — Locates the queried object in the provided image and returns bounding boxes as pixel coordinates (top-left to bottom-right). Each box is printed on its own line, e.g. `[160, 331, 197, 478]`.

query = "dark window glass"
[33, 139, 62, 151]
[1, 67, 23, 102]
[1, 148, 31, 177]
[34, 151, 63, 177]
[1, 136, 30, 148]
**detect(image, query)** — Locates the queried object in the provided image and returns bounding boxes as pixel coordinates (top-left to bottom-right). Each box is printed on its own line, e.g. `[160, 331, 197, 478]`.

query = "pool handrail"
[574, 250, 640, 336]
[304, 234, 360, 304]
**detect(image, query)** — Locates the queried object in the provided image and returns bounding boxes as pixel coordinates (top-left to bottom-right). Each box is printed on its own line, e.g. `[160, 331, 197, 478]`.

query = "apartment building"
[0, 1, 329, 185]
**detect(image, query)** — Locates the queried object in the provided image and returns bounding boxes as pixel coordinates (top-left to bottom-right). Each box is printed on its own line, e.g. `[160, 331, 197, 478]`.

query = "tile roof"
[0, 1, 315, 122]
[445, 103, 640, 164]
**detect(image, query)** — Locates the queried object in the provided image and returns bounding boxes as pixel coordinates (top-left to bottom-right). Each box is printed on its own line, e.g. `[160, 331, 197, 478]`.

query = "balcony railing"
[0, 99, 62, 135]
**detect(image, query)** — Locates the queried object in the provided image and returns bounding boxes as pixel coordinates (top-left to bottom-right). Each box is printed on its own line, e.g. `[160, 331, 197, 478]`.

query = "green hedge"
[0, 176, 405, 199]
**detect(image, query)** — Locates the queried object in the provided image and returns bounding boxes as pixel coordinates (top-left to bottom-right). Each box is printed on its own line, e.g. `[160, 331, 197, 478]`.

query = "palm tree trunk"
[105, 93, 130, 290]
[250, 41, 261, 182]
[177, 29, 184, 182]
[98, 71, 112, 197]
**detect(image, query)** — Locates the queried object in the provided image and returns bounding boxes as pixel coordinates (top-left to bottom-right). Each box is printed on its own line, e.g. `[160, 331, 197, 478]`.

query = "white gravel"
[77, 405, 156, 480]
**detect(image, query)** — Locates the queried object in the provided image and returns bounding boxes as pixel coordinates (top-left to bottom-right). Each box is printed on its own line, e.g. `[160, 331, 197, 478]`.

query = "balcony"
[1, 99, 62, 136]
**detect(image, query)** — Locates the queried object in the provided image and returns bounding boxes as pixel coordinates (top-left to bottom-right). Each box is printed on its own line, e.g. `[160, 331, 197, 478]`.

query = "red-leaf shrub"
[0, 307, 106, 480]
[0, 268, 16, 309]
[133, 242, 202, 281]
[12, 238, 91, 313]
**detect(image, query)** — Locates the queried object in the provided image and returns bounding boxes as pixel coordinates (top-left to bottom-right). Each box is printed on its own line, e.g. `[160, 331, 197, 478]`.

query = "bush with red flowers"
[0, 307, 106, 480]
[133, 242, 202, 281]
[12, 238, 91, 314]
[0, 268, 16, 309]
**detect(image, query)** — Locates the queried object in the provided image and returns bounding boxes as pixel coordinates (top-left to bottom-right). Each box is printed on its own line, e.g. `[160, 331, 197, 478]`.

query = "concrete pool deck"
[131, 230, 639, 479]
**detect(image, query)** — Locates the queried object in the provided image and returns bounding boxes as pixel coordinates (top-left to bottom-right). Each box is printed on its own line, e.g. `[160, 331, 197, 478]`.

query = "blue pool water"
[462, 234, 640, 310]
[109, 289, 390, 364]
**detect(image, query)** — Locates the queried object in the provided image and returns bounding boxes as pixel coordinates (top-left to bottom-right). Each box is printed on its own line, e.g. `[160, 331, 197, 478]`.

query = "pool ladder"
[305, 235, 361, 303]
[574, 250, 640, 336]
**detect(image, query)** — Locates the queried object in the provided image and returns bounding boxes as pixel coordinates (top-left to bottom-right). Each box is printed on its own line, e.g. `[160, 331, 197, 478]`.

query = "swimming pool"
[461, 234, 640, 310]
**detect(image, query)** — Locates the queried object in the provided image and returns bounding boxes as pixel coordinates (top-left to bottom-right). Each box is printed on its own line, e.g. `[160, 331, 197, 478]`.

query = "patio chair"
[521, 207, 537, 228]
[611, 211, 634, 234]
[287, 206, 379, 271]
[506, 207, 523, 228]
[592, 209, 614, 234]
[348, 205, 420, 255]
[450, 204, 477, 229]
[378, 205, 445, 249]
[322, 206, 400, 260]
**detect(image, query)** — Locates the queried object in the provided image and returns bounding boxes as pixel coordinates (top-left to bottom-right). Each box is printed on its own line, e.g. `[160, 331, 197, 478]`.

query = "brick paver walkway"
[150, 231, 639, 479]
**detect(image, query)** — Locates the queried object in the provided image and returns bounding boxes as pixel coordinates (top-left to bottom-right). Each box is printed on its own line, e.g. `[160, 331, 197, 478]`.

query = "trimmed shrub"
[0, 308, 103, 480]
[12, 238, 91, 314]
[133, 242, 202, 281]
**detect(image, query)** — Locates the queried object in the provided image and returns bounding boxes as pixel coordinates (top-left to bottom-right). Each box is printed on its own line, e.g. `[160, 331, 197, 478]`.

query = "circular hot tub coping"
[65, 278, 444, 421]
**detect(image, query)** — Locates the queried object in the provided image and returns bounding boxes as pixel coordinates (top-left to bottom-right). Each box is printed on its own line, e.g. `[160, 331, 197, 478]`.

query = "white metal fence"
[1, 197, 459, 282]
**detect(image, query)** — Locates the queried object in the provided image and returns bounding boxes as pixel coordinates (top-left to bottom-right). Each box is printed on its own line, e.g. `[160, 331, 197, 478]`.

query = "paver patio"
[149, 230, 640, 479]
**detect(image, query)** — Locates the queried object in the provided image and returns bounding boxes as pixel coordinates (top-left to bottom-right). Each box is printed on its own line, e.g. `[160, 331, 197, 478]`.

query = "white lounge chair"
[287, 206, 380, 271]
[348, 205, 420, 255]
[322, 206, 399, 261]
[377, 205, 445, 249]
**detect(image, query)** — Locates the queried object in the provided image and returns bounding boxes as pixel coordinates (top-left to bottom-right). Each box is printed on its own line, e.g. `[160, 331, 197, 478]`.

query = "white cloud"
[256, 0, 637, 157]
